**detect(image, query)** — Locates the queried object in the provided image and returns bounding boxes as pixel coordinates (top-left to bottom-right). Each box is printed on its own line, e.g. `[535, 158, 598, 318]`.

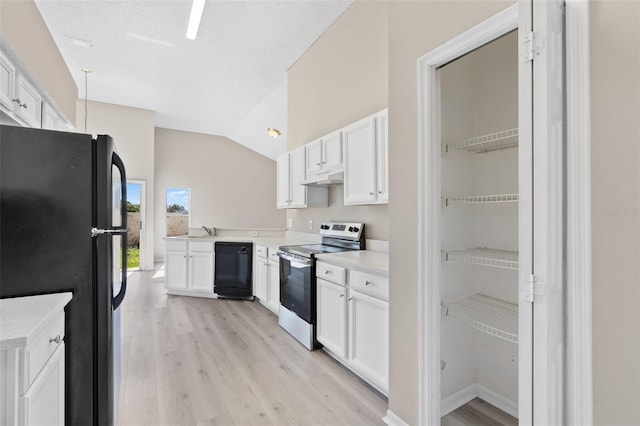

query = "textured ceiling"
[34, 0, 352, 159]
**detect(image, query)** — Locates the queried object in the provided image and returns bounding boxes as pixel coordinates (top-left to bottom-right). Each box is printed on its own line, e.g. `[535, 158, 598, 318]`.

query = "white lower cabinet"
[164, 239, 215, 297]
[254, 245, 280, 314]
[316, 261, 389, 394]
[1, 293, 71, 426]
[316, 278, 347, 358]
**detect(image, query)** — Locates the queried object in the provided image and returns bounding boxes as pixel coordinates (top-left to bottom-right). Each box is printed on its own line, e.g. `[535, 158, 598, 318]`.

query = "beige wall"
[387, 2, 514, 422]
[590, 1, 640, 425]
[80, 101, 156, 271]
[154, 128, 286, 258]
[287, 1, 389, 241]
[0, 0, 77, 125]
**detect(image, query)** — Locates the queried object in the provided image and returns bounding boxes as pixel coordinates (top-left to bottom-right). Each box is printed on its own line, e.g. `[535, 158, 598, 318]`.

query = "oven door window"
[279, 258, 312, 323]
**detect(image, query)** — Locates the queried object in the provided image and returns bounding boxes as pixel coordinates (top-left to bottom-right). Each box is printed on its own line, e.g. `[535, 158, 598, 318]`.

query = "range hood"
[300, 170, 344, 186]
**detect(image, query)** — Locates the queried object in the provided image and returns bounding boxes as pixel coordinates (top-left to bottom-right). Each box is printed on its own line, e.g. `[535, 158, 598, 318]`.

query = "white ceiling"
[34, 0, 352, 160]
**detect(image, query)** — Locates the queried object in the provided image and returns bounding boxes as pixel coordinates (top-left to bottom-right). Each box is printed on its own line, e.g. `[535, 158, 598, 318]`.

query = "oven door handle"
[277, 251, 311, 268]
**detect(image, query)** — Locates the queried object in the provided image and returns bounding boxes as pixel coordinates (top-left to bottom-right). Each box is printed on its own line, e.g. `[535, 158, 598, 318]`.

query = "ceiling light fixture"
[186, 0, 207, 40]
[66, 35, 95, 49]
[267, 128, 281, 138]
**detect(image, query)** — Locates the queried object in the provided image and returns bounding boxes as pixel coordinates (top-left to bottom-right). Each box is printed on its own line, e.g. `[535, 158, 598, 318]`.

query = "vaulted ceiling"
[35, 0, 352, 159]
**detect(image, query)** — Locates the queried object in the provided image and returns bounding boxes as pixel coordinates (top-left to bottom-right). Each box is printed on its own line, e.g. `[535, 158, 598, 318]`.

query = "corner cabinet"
[0, 293, 71, 426]
[276, 146, 327, 209]
[343, 109, 388, 205]
[164, 239, 216, 298]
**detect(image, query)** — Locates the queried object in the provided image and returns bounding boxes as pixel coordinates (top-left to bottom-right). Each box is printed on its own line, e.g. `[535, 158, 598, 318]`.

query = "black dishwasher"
[214, 242, 253, 299]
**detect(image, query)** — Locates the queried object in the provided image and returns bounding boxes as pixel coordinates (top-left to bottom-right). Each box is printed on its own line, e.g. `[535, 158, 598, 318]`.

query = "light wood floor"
[442, 398, 518, 426]
[117, 266, 388, 426]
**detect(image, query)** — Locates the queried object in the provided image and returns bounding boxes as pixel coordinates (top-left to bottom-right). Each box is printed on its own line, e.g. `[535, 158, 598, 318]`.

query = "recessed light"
[65, 35, 95, 49]
[186, 0, 207, 40]
[267, 128, 281, 138]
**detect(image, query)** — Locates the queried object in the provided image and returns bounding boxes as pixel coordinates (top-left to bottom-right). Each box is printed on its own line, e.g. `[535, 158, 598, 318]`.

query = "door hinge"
[522, 31, 545, 62]
[522, 274, 544, 302]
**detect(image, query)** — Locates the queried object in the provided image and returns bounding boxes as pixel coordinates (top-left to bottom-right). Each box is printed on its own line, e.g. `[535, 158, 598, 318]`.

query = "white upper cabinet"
[305, 130, 344, 180]
[14, 75, 42, 128]
[41, 102, 60, 130]
[343, 109, 388, 205]
[0, 53, 15, 112]
[277, 147, 327, 209]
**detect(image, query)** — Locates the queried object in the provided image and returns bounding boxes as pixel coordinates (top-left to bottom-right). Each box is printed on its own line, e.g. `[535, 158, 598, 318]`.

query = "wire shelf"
[443, 248, 519, 270]
[444, 128, 519, 153]
[442, 294, 518, 343]
[445, 193, 519, 206]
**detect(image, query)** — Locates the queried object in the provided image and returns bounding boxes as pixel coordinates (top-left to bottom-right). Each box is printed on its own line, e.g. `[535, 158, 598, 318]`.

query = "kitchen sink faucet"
[202, 226, 214, 236]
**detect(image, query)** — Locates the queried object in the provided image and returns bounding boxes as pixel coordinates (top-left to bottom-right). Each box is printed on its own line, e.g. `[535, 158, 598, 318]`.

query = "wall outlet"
[249, 231, 258, 237]
[288, 218, 293, 228]
[308, 220, 313, 230]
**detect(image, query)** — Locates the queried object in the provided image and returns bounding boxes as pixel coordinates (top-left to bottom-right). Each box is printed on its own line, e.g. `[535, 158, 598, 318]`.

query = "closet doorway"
[418, 2, 570, 425]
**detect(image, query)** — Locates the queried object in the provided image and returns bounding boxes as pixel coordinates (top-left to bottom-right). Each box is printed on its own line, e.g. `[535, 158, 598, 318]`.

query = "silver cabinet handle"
[316, 162, 321, 166]
[50, 335, 62, 344]
[365, 280, 371, 286]
[339, 293, 344, 298]
[378, 191, 383, 194]
[348, 297, 353, 301]
[12, 98, 26, 108]
[370, 192, 374, 195]
[324, 270, 331, 274]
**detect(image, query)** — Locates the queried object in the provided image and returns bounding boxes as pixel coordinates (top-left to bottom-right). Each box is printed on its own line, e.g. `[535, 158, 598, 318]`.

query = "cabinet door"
[316, 278, 347, 358]
[0, 53, 15, 112]
[322, 131, 343, 172]
[348, 289, 388, 393]
[276, 153, 291, 208]
[267, 260, 280, 313]
[14, 75, 41, 128]
[41, 103, 59, 131]
[375, 111, 389, 203]
[165, 251, 188, 290]
[20, 343, 65, 426]
[255, 258, 268, 302]
[288, 147, 307, 208]
[189, 252, 214, 292]
[343, 116, 377, 205]
[305, 139, 323, 177]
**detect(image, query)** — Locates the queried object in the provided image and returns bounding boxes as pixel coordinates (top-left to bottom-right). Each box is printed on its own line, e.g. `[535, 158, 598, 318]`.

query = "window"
[165, 187, 190, 236]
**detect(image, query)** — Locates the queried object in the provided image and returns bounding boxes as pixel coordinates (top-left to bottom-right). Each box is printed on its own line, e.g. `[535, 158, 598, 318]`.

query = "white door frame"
[127, 179, 146, 270]
[416, 2, 592, 425]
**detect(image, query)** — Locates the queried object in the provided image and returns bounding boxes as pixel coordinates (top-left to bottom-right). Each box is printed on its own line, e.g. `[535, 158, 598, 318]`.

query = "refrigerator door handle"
[111, 152, 127, 310]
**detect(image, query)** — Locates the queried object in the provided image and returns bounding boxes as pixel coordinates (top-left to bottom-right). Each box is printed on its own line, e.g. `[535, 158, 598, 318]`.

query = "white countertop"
[315, 250, 389, 277]
[164, 235, 318, 250]
[0, 292, 72, 350]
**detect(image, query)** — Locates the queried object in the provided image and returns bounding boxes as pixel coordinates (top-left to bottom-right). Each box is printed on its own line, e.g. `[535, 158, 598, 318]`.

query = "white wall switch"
[308, 220, 313, 230]
[288, 218, 293, 228]
[250, 231, 258, 237]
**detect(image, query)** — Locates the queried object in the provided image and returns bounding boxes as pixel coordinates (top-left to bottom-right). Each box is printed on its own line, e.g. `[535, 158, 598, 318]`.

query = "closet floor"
[116, 265, 387, 426]
[442, 398, 517, 426]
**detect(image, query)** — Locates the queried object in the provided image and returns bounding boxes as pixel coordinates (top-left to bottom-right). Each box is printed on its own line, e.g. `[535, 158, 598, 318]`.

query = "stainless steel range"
[277, 222, 365, 350]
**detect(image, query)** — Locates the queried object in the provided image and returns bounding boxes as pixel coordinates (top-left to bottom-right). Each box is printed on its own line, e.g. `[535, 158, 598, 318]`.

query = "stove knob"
[348, 226, 354, 232]
[352, 227, 359, 233]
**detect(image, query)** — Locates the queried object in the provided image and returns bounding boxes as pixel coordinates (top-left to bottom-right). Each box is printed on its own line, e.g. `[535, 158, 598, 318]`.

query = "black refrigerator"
[0, 125, 127, 426]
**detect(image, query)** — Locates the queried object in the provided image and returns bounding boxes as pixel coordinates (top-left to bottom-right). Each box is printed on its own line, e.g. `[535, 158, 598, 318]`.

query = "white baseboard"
[441, 383, 518, 419]
[166, 289, 218, 299]
[382, 409, 410, 426]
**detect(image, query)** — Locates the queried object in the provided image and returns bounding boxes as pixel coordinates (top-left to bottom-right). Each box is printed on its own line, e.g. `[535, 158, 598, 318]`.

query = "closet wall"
[439, 31, 519, 414]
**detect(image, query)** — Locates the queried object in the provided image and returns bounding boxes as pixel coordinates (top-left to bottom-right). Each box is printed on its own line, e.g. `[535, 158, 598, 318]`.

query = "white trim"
[417, 5, 518, 425]
[127, 179, 149, 270]
[382, 409, 410, 426]
[166, 289, 217, 299]
[565, 0, 593, 424]
[441, 383, 518, 419]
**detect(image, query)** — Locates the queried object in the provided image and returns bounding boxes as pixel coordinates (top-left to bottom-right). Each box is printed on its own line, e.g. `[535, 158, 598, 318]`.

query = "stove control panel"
[319, 222, 365, 240]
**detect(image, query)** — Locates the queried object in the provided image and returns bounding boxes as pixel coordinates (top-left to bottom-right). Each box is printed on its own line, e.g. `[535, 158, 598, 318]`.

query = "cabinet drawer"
[256, 245, 267, 259]
[268, 248, 280, 263]
[20, 310, 65, 393]
[350, 270, 389, 300]
[166, 240, 188, 251]
[189, 241, 214, 252]
[316, 262, 346, 286]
